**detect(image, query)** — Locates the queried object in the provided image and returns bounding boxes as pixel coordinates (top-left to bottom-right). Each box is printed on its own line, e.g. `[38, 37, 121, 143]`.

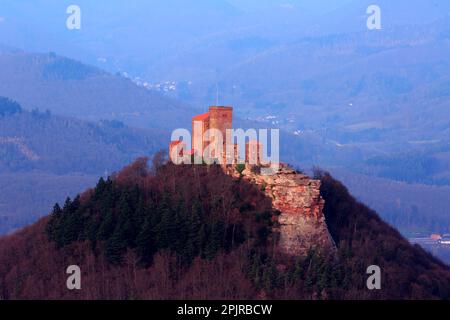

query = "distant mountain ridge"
[0, 47, 194, 131]
[0, 98, 165, 174]
[0, 97, 166, 234]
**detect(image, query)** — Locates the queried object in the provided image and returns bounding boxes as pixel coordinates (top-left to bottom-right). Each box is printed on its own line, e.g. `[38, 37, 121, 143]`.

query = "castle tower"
[208, 106, 233, 161]
[192, 112, 210, 158]
[171, 106, 237, 164]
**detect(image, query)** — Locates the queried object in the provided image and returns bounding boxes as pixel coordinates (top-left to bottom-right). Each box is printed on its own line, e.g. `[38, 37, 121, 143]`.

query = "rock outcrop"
[227, 164, 336, 256]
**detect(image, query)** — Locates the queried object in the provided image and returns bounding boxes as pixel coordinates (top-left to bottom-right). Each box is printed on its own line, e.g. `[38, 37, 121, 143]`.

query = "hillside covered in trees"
[0, 158, 448, 300]
[0, 97, 166, 234]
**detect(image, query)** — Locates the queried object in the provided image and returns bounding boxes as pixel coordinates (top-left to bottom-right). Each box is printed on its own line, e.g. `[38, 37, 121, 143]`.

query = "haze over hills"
[0, 45, 193, 234]
[2, 0, 448, 70]
[332, 169, 450, 236]
[0, 97, 165, 234]
[0, 46, 193, 130]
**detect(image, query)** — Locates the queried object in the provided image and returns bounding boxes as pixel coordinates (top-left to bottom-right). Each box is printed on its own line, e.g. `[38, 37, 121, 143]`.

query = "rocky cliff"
[228, 164, 336, 256]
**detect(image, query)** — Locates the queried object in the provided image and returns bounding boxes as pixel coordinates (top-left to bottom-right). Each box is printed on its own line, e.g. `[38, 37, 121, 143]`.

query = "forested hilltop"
[0, 158, 449, 300]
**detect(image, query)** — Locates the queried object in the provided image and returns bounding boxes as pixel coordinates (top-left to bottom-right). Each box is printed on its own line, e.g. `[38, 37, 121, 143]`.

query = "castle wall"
[209, 106, 233, 161]
[192, 114, 210, 157]
[169, 140, 185, 163]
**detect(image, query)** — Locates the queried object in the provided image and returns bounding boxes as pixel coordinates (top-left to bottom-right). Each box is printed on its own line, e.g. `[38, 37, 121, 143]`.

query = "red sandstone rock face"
[229, 165, 336, 256]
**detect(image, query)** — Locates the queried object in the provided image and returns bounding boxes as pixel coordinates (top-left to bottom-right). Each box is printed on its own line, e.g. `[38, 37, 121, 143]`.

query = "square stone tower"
[192, 112, 210, 158]
[171, 106, 250, 165]
[208, 106, 233, 160]
[191, 106, 233, 161]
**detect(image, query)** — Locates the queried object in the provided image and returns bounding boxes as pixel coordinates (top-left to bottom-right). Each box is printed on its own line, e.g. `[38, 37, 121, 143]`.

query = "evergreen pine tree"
[46, 203, 63, 245]
[93, 177, 107, 200]
[136, 216, 156, 266]
[184, 199, 203, 262]
[116, 191, 136, 247]
[106, 226, 127, 264]
[172, 198, 188, 254]
[134, 195, 147, 229]
[97, 210, 115, 241]
[62, 197, 72, 214]
[87, 217, 101, 250]
[62, 207, 85, 245]
[155, 192, 173, 249]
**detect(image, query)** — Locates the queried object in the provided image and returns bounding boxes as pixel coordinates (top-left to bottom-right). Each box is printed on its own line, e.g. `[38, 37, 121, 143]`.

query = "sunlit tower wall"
[192, 112, 210, 158]
[208, 106, 233, 162]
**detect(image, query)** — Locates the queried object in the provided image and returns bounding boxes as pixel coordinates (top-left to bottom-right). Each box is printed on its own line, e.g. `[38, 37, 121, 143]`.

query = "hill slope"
[0, 159, 448, 300]
[0, 97, 166, 234]
[0, 47, 193, 130]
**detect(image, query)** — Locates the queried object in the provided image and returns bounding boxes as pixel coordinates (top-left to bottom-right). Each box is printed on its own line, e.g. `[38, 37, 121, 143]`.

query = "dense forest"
[0, 157, 449, 300]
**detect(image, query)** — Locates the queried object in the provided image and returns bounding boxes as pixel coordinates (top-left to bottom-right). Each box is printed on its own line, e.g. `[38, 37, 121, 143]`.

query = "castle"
[169, 105, 335, 256]
[169, 106, 262, 165]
